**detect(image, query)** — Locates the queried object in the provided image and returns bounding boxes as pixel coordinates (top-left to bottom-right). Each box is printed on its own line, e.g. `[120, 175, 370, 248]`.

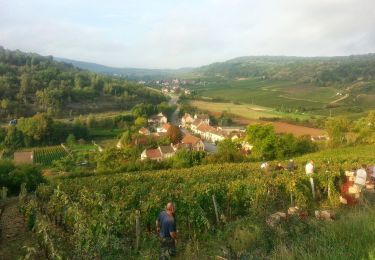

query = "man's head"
[310, 160, 314, 164]
[166, 202, 175, 214]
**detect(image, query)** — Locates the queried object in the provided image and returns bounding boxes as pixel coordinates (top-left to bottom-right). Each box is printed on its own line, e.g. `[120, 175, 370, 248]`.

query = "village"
[125, 110, 253, 161]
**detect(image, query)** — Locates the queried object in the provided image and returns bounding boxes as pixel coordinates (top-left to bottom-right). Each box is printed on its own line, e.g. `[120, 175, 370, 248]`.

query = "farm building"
[13, 151, 34, 164]
[148, 112, 168, 126]
[181, 134, 205, 151]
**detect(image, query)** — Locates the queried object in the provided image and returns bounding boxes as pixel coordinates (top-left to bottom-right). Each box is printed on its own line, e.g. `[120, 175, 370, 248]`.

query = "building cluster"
[161, 85, 191, 95]
[181, 113, 244, 142]
[181, 113, 252, 152]
[125, 112, 205, 161]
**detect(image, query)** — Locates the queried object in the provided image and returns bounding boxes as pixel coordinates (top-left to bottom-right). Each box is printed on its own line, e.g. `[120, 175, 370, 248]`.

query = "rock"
[266, 211, 287, 227]
[288, 206, 300, 215]
[315, 210, 336, 220]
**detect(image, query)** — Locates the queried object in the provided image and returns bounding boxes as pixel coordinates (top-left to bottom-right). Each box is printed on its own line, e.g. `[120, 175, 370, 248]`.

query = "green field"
[33, 146, 68, 166]
[192, 78, 337, 110]
[188, 77, 375, 116]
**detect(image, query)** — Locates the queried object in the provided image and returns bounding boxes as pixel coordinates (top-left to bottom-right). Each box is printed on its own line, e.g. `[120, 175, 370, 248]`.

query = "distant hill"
[0, 47, 166, 119]
[194, 54, 375, 85]
[55, 57, 193, 80]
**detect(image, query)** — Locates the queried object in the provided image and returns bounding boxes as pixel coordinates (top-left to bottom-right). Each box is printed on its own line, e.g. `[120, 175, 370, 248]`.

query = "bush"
[0, 161, 45, 195]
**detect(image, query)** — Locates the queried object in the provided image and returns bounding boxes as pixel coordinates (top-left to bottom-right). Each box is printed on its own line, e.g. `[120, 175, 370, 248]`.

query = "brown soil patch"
[203, 108, 325, 137]
[232, 118, 325, 137]
[0, 198, 43, 260]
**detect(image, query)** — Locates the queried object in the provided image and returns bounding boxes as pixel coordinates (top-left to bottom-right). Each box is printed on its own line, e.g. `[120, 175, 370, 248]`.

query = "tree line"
[197, 55, 375, 85]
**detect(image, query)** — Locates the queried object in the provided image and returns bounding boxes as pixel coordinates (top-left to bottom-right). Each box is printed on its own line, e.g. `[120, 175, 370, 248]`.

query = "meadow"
[188, 77, 375, 117]
[191, 78, 339, 112]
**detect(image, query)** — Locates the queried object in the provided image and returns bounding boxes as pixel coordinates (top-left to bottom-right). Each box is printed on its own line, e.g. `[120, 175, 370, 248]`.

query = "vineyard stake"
[135, 210, 140, 251]
[212, 195, 220, 225]
[1, 187, 7, 200]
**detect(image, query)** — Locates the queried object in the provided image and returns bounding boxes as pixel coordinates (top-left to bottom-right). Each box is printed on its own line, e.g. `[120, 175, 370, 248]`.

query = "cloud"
[0, 0, 374, 68]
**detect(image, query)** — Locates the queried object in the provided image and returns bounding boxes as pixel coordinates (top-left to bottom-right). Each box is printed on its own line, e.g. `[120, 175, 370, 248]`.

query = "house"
[196, 123, 215, 139]
[159, 144, 176, 158]
[141, 144, 176, 161]
[190, 119, 204, 132]
[181, 134, 205, 151]
[138, 127, 150, 135]
[207, 129, 226, 143]
[13, 151, 34, 164]
[141, 148, 163, 161]
[148, 112, 168, 126]
[194, 114, 210, 125]
[157, 123, 172, 133]
[181, 113, 194, 127]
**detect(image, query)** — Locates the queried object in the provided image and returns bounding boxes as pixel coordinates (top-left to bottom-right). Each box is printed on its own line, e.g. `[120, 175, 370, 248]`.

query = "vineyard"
[26, 145, 375, 258]
[32, 146, 69, 166]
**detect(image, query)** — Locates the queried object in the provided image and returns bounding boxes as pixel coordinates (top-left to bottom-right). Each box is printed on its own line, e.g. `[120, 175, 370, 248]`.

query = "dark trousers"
[159, 237, 176, 259]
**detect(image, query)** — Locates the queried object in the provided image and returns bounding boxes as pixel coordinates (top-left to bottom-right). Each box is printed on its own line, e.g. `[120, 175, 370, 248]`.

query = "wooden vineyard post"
[1, 187, 7, 200]
[212, 195, 220, 225]
[135, 210, 140, 251]
[290, 193, 294, 207]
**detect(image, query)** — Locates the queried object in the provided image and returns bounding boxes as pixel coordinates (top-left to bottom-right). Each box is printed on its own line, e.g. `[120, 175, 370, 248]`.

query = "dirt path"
[0, 198, 42, 260]
[330, 93, 349, 104]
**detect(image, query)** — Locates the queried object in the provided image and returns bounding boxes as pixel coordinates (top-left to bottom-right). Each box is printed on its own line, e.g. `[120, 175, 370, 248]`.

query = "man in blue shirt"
[156, 202, 177, 258]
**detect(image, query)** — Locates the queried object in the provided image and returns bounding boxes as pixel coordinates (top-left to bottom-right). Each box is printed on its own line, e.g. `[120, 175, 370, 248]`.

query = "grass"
[88, 128, 123, 139]
[192, 78, 339, 112]
[270, 205, 375, 259]
[189, 100, 312, 121]
[56, 110, 132, 123]
[189, 77, 375, 116]
[177, 199, 375, 259]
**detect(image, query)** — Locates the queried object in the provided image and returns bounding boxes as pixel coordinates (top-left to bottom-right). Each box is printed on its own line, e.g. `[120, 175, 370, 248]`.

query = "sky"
[1, 0, 374, 69]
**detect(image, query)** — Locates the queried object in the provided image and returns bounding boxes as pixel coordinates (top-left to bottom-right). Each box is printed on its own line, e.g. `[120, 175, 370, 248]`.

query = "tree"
[167, 125, 183, 144]
[216, 139, 244, 162]
[325, 117, 350, 147]
[3, 126, 24, 149]
[246, 124, 277, 160]
[66, 134, 76, 146]
[134, 117, 148, 127]
[17, 113, 53, 144]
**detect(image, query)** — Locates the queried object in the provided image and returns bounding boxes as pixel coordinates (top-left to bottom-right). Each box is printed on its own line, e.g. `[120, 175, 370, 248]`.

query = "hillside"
[55, 57, 193, 80]
[183, 55, 375, 116]
[195, 54, 375, 84]
[0, 47, 166, 120]
[18, 145, 375, 259]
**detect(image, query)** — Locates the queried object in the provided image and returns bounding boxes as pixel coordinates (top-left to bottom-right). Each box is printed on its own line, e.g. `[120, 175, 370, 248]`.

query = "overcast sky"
[1, 0, 374, 68]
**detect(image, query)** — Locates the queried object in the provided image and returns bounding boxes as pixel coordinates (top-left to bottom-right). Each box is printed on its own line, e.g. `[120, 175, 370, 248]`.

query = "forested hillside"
[0, 47, 166, 120]
[196, 54, 375, 85]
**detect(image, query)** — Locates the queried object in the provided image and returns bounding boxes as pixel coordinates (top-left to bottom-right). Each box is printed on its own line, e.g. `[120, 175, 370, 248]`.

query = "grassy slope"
[188, 77, 375, 117]
[178, 145, 375, 259]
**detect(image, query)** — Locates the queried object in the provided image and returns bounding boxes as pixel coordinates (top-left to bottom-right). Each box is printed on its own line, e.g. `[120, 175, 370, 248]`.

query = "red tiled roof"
[197, 123, 215, 132]
[192, 118, 203, 127]
[182, 134, 201, 145]
[162, 123, 172, 131]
